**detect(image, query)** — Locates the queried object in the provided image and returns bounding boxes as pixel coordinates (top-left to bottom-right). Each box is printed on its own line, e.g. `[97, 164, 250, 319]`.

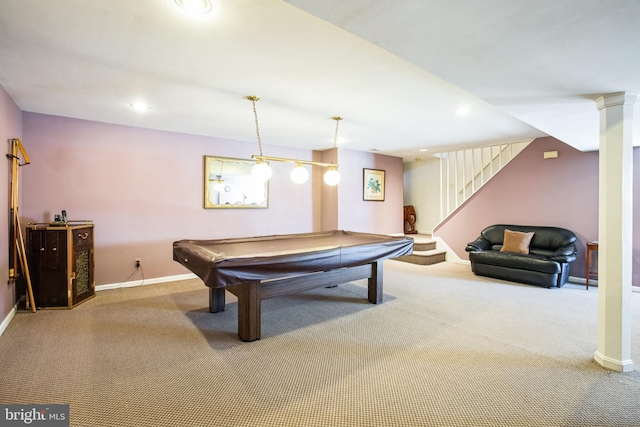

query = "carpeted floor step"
[393, 234, 446, 265]
[413, 240, 437, 251]
[394, 249, 446, 265]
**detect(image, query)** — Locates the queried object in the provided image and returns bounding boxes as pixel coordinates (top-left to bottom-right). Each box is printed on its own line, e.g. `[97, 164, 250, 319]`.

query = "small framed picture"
[363, 168, 385, 201]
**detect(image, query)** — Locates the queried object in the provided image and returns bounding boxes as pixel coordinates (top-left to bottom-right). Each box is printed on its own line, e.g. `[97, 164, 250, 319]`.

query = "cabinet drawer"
[73, 227, 93, 250]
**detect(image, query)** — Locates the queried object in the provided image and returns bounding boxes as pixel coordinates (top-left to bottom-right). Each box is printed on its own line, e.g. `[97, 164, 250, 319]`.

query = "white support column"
[594, 91, 637, 373]
[439, 154, 443, 221]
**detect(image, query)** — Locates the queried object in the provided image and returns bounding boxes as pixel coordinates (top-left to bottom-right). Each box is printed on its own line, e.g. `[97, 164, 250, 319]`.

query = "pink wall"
[335, 149, 404, 234]
[435, 137, 600, 279]
[435, 136, 640, 285]
[21, 113, 323, 285]
[0, 85, 22, 322]
[19, 113, 404, 287]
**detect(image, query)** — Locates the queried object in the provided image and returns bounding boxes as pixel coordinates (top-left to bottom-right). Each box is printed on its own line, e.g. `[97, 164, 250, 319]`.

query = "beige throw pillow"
[500, 229, 534, 254]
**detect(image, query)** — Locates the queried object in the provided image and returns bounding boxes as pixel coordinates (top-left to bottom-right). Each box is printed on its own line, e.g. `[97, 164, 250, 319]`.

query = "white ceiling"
[0, 0, 638, 162]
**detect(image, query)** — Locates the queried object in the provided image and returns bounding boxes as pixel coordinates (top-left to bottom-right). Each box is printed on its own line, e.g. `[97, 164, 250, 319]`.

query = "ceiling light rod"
[251, 154, 338, 169]
[246, 95, 341, 186]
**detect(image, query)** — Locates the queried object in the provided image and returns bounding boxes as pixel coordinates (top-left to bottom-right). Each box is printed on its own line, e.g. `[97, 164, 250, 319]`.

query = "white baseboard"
[594, 350, 634, 372]
[568, 276, 597, 286]
[96, 273, 198, 291]
[568, 277, 640, 292]
[0, 303, 17, 338]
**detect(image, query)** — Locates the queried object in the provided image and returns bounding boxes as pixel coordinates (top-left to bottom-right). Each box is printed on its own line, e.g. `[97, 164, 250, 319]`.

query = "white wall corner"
[433, 236, 469, 264]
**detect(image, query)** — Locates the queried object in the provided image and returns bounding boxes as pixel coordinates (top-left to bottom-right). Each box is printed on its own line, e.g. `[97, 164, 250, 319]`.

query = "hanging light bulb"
[252, 159, 272, 182]
[290, 162, 309, 184]
[324, 166, 341, 186]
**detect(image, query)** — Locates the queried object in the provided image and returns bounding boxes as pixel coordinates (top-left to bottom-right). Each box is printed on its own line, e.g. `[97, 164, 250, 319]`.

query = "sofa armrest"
[466, 236, 492, 252]
[550, 244, 578, 263]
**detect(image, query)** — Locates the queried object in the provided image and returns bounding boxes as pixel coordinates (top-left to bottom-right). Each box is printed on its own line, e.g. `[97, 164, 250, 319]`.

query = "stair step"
[413, 241, 437, 251]
[394, 249, 446, 266]
[404, 234, 437, 251]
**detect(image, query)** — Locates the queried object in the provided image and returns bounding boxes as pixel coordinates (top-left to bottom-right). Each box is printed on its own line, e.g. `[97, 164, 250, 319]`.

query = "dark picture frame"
[363, 168, 385, 201]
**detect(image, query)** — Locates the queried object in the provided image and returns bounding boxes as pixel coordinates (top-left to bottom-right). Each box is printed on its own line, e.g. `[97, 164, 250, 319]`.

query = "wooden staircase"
[394, 234, 446, 266]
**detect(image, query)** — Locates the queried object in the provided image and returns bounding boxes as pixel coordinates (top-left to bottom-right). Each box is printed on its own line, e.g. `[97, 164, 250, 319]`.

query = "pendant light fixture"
[246, 96, 273, 182]
[323, 116, 342, 186]
[246, 96, 341, 185]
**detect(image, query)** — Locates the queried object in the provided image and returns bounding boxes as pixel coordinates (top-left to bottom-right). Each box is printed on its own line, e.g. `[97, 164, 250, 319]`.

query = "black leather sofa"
[465, 224, 578, 288]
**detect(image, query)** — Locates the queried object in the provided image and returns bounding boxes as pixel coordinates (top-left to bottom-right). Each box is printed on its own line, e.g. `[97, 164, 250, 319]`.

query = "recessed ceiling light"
[130, 102, 150, 111]
[419, 148, 429, 152]
[174, 0, 212, 14]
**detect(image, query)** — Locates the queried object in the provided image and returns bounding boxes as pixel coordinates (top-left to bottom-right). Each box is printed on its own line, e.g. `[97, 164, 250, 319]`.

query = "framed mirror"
[204, 156, 269, 209]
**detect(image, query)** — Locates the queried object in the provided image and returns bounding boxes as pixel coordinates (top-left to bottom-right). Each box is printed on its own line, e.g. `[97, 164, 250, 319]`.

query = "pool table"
[173, 230, 414, 341]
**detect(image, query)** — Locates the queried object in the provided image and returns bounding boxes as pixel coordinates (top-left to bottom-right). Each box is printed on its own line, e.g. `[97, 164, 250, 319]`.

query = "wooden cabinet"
[26, 223, 95, 309]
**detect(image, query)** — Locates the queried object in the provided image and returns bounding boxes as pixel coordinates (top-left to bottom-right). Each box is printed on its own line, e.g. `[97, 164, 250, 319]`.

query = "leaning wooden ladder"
[8, 138, 35, 312]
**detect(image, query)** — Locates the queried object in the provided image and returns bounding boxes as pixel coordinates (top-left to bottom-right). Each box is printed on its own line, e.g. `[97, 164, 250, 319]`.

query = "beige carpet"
[1, 261, 639, 427]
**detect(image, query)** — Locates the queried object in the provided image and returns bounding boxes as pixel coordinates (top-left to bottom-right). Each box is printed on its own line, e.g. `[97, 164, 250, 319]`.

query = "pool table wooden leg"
[368, 261, 383, 304]
[209, 288, 225, 313]
[237, 281, 261, 342]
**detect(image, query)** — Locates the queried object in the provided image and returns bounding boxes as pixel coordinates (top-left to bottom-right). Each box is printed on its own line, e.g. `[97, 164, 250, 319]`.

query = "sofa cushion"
[500, 229, 534, 254]
[468, 251, 562, 274]
[530, 248, 555, 257]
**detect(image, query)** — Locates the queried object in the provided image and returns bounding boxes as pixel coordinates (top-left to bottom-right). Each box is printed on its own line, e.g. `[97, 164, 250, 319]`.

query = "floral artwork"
[363, 168, 385, 201]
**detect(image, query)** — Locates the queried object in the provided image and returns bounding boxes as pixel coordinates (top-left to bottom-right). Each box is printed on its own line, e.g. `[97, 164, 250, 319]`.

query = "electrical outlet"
[135, 258, 142, 268]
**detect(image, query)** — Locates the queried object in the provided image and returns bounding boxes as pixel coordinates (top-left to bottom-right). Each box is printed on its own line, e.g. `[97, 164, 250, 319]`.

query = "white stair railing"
[437, 140, 532, 221]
